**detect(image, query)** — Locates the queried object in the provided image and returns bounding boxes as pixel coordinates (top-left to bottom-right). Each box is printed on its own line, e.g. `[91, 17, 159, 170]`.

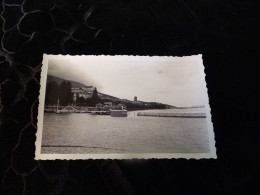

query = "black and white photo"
[35, 54, 216, 159]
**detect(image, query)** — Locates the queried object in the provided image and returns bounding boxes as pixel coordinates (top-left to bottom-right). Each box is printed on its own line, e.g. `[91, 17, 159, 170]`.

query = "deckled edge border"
[35, 54, 217, 160]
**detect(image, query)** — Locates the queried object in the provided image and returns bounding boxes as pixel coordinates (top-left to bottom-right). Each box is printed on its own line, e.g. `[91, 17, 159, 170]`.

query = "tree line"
[111, 100, 167, 111]
[45, 80, 169, 109]
[45, 81, 73, 106]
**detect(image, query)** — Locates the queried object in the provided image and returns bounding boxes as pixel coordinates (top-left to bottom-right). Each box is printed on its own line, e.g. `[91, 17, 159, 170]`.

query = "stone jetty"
[137, 112, 206, 118]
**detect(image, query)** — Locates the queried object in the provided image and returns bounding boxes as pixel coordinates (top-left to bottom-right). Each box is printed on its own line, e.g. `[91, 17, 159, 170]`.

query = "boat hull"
[55, 106, 78, 114]
[44, 109, 55, 113]
[110, 110, 127, 117]
[56, 110, 76, 114]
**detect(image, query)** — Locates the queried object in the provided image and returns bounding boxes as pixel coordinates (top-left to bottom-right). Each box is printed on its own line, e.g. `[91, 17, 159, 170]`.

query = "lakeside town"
[44, 75, 176, 114]
[44, 75, 206, 118]
[39, 55, 213, 157]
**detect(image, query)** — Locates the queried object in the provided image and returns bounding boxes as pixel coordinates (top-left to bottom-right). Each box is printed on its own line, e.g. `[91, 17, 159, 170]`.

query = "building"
[133, 96, 143, 105]
[71, 87, 92, 102]
[116, 103, 127, 110]
[71, 86, 121, 104]
[82, 86, 95, 93]
[96, 103, 103, 107]
[104, 102, 113, 106]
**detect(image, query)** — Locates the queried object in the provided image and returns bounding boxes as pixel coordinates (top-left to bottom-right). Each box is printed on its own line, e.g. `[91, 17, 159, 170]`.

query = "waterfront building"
[95, 103, 103, 111]
[82, 86, 95, 93]
[133, 96, 143, 104]
[96, 103, 103, 107]
[104, 102, 113, 106]
[72, 88, 88, 101]
[117, 103, 126, 109]
[71, 87, 94, 102]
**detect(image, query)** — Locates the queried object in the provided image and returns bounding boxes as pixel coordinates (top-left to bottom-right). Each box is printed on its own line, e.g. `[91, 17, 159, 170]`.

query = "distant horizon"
[46, 55, 208, 107]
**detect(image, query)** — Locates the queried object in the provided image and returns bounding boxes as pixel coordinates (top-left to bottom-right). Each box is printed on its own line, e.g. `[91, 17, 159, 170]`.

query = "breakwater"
[137, 112, 206, 118]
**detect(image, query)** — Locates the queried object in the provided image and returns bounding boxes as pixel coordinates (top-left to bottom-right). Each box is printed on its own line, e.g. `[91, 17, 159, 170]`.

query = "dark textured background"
[0, 0, 259, 194]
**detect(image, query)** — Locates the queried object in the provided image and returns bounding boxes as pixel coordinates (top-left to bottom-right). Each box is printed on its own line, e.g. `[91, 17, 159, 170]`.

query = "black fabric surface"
[0, 0, 259, 194]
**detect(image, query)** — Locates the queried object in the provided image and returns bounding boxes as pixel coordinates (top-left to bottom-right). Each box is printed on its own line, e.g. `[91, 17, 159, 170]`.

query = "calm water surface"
[41, 108, 210, 154]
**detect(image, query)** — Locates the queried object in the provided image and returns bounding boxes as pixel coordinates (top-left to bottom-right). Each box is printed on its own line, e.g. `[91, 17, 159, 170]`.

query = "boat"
[110, 104, 127, 117]
[44, 108, 55, 113]
[75, 109, 81, 113]
[55, 100, 60, 114]
[55, 100, 78, 114]
[56, 106, 78, 113]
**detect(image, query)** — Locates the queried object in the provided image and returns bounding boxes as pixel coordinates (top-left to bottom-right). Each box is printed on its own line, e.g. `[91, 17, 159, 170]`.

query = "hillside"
[46, 75, 120, 100]
[46, 75, 174, 109]
[47, 75, 86, 88]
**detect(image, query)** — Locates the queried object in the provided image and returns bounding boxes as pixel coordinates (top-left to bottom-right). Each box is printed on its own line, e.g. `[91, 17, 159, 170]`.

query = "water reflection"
[41, 108, 210, 154]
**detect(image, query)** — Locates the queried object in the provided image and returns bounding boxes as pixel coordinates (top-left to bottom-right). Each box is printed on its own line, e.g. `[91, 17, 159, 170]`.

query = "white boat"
[56, 106, 78, 113]
[56, 100, 60, 114]
[44, 108, 55, 113]
[55, 99, 78, 114]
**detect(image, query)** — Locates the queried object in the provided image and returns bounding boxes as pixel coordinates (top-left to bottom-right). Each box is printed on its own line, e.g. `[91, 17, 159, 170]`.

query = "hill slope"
[46, 75, 174, 108]
[47, 75, 86, 88]
[46, 75, 120, 100]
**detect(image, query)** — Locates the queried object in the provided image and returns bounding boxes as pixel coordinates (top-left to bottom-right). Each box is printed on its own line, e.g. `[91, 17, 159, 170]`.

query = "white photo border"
[35, 54, 217, 160]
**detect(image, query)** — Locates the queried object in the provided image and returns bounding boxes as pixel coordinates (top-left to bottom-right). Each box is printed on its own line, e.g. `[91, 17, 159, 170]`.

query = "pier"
[137, 112, 206, 118]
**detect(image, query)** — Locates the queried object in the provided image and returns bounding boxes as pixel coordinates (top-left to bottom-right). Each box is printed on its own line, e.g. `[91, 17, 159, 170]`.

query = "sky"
[46, 55, 208, 107]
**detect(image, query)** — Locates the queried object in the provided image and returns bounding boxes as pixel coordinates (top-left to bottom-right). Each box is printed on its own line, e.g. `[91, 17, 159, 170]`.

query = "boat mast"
[57, 99, 59, 112]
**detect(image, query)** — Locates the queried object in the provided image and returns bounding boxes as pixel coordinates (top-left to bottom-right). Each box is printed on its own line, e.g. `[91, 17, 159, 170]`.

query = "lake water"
[41, 108, 210, 154]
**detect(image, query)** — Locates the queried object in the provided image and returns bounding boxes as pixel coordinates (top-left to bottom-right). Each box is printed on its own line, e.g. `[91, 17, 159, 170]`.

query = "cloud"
[48, 59, 103, 89]
[46, 55, 206, 107]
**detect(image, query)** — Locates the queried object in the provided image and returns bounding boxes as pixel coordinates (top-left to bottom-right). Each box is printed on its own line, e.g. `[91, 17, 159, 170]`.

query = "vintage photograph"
[35, 55, 216, 159]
